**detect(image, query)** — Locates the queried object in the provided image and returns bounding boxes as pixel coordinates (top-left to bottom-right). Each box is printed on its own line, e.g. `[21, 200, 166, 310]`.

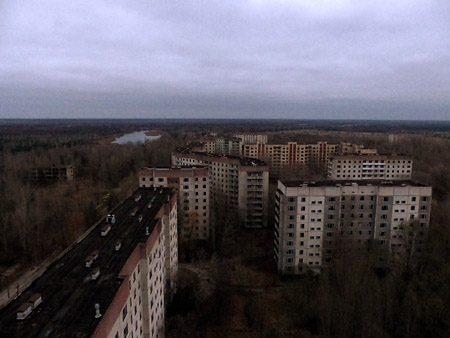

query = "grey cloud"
[0, 0, 449, 119]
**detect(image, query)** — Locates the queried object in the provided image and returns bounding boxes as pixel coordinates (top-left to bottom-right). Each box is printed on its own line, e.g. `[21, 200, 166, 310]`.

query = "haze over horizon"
[1, 0, 449, 120]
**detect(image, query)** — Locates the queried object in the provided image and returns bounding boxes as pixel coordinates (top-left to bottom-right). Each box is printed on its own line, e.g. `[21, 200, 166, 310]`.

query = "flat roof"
[0, 187, 173, 338]
[280, 180, 427, 188]
[173, 148, 267, 167]
[329, 154, 411, 160]
[139, 167, 210, 178]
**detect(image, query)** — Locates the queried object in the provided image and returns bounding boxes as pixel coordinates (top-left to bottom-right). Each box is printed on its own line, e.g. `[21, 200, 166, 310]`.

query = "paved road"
[0, 256, 55, 310]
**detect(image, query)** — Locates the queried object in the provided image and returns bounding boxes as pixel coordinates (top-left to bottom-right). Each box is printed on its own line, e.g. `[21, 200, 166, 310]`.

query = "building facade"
[338, 142, 377, 155]
[242, 141, 379, 175]
[202, 137, 243, 156]
[243, 142, 339, 174]
[0, 188, 178, 338]
[172, 149, 269, 228]
[274, 180, 432, 274]
[327, 155, 413, 180]
[139, 167, 211, 241]
[234, 134, 268, 144]
[27, 165, 74, 182]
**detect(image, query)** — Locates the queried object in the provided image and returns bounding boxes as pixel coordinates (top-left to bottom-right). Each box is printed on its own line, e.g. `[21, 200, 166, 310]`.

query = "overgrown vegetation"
[167, 128, 450, 338]
[0, 125, 192, 271]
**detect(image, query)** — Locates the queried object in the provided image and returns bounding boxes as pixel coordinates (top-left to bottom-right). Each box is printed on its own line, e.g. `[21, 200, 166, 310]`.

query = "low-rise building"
[327, 154, 413, 180]
[0, 188, 178, 338]
[274, 180, 432, 274]
[139, 167, 211, 241]
[27, 165, 74, 182]
[172, 149, 269, 228]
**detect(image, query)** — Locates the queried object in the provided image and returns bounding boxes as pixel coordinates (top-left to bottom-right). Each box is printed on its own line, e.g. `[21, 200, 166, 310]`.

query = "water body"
[112, 131, 161, 144]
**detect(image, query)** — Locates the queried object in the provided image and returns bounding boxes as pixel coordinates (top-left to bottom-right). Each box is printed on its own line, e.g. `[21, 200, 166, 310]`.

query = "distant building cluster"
[194, 134, 379, 175]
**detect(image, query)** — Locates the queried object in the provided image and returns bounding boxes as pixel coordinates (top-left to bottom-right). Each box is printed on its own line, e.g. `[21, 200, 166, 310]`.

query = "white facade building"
[327, 155, 413, 180]
[275, 180, 432, 274]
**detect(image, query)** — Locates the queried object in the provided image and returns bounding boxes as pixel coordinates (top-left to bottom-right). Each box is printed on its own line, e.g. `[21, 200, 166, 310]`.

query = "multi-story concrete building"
[202, 137, 243, 156]
[172, 149, 269, 228]
[327, 155, 413, 180]
[243, 141, 338, 174]
[0, 188, 178, 338]
[234, 134, 268, 144]
[274, 180, 432, 274]
[139, 167, 211, 241]
[242, 141, 378, 175]
[338, 142, 377, 155]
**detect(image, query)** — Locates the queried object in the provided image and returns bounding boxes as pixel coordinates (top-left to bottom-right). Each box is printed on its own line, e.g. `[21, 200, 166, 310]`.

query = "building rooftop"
[173, 147, 267, 167]
[328, 154, 411, 160]
[0, 187, 173, 338]
[139, 166, 210, 178]
[280, 180, 427, 188]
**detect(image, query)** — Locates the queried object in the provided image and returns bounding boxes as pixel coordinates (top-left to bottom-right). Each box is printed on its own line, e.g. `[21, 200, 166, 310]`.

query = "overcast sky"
[0, 0, 449, 119]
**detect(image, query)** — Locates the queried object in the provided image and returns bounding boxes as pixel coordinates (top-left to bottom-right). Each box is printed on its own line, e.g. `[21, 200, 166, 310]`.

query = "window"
[122, 305, 128, 320]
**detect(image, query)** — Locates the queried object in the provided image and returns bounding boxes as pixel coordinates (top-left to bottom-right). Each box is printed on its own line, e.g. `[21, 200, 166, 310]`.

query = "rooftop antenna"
[95, 303, 102, 318]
